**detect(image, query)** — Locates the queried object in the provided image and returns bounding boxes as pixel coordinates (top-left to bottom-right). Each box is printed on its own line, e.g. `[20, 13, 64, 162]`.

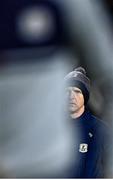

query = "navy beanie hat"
[65, 67, 90, 105]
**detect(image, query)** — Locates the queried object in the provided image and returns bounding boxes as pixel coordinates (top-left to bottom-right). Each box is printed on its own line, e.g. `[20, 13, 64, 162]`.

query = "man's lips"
[69, 102, 76, 105]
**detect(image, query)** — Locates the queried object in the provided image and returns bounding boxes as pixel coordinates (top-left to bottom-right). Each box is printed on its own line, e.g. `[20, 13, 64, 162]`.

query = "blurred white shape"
[0, 50, 78, 178]
[16, 6, 55, 43]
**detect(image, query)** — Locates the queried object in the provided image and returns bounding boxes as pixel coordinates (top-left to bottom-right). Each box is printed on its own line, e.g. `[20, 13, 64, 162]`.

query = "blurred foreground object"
[0, 0, 113, 178]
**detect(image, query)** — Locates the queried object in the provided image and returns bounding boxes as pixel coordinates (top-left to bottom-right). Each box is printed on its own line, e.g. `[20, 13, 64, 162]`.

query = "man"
[64, 67, 112, 178]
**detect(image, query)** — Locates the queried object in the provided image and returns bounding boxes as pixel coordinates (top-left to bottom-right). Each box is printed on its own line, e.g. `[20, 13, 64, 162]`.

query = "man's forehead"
[66, 87, 82, 91]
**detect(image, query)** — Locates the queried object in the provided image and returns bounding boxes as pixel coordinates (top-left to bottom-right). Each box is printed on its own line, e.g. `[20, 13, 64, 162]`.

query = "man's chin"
[69, 107, 77, 113]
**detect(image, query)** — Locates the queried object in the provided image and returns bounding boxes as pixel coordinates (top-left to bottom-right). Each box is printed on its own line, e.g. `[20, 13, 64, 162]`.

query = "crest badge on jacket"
[79, 143, 88, 153]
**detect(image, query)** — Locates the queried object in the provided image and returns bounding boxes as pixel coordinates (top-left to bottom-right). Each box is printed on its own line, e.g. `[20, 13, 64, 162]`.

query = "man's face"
[66, 87, 84, 114]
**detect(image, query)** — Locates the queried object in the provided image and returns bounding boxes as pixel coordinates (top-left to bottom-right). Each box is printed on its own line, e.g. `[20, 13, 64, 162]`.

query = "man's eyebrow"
[73, 88, 82, 92]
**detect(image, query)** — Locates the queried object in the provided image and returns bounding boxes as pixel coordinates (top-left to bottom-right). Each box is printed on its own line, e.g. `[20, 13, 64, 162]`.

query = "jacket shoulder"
[89, 113, 111, 139]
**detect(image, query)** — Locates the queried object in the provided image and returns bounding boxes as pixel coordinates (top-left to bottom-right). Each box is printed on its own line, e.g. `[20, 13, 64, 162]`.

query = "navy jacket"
[67, 110, 111, 178]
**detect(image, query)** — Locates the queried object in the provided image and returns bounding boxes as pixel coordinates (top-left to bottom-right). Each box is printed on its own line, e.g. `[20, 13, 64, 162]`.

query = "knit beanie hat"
[65, 67, 90, 105]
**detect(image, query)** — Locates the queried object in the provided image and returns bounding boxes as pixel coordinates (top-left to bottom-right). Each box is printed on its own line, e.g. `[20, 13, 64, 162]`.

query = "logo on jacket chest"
[79, 143, 88, 153]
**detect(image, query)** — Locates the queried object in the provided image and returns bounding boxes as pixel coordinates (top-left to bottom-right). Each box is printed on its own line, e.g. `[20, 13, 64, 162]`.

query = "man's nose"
[69, 90, 74, 99]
